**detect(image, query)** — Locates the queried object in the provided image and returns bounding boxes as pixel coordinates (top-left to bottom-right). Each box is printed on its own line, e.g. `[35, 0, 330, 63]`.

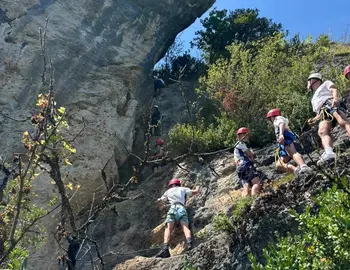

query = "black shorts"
[318, 99, 347, 128]
[236, 161, 259, 186]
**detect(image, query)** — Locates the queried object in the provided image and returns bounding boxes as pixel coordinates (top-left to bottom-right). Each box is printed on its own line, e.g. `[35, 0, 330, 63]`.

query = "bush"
[250, 186, 350, 270]
[197, 34, 348, 146]
[168, 113, 236, 156]
[213, 212, 235, 233]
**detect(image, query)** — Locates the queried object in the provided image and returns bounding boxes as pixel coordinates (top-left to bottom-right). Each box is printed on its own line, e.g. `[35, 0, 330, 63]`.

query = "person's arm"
[152, 148, 164, 159]
[277, 123, 285, 144]
[244, 149, 254, 162]
[308, 114, 321, 126]
[330, 85, 338, 107]
[156, 194, 167, 204]
[190, 186, 200, 196]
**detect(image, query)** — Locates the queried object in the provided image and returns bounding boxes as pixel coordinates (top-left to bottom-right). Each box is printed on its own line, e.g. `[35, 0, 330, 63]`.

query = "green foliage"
[155, 52, 206, 80]
[192, 8, 283, 63]
[250, 186, 350, 270]
[168, 113, 236, 155]
[7, 248, 28, 270]
[171, 53, 206, 79]
[1, 92, 78, 267]
[232, 196, 254, 219]
[212, 212, 235, 233]
[183, 255, 197, 270]
[197, 33, 347, 146]
[272, 173, 295, 189]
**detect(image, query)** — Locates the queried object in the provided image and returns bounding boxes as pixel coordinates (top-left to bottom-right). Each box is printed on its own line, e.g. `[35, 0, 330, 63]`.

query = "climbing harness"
[320, 105, 334, 123]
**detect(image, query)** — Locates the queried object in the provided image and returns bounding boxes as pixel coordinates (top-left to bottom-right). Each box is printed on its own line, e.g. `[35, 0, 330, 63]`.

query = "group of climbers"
[234, 67, 350, 197]
[154, 67, 350, 257]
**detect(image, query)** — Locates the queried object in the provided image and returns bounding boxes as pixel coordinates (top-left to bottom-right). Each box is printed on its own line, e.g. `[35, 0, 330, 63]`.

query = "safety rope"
[320, 106, 334, 123]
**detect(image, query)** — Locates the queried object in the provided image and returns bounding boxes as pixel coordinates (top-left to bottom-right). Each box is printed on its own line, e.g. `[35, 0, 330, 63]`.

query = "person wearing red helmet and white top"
[344, 65, 350, 81]
[266, 109, 312, 175]
[149, 138, 166, 173]
[234, 127, 261, 197]
[307, 72, 350, 165]
[155, 179, 200, 258]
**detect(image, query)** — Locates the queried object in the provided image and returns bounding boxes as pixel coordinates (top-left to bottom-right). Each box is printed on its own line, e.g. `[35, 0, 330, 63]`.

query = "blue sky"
[180, 0, 350, 57]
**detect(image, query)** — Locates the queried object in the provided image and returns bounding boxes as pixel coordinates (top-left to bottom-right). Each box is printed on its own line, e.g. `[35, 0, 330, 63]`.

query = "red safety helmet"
[344, 65, 350, 80]
[168, 178, 181, 187]
[236, 127, 249, 135]
[266, 108, 281, 118]
[156, 138, 164, 146]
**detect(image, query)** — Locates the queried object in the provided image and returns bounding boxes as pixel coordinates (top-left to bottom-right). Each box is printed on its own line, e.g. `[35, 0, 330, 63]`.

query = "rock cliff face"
[0, 1, 214, 269]
[111, 94, 350, 270]
[0, 0, 214, 209]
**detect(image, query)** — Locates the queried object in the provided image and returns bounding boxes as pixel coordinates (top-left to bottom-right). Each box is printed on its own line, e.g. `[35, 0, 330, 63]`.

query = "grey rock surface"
[0, 0, 214, 269]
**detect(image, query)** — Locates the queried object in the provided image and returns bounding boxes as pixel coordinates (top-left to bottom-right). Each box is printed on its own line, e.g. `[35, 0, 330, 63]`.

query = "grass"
[332, 43, 350, 56]
[272, 173, 295, 190]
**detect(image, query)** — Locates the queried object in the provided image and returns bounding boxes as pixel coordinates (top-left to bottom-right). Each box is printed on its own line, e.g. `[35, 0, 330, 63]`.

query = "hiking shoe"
[317, 152, 336, 166]
[186, 242, 193, 251]
[155, 248, 170, 258]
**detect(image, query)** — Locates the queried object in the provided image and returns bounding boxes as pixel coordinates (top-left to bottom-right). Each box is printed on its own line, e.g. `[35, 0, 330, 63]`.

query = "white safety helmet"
[307, 73, 323, 81]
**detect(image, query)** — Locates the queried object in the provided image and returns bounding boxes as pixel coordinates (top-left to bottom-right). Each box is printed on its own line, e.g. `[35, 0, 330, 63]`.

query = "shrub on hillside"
[196, 34, 348, 146]
[168, 113, 236, 156]
[250, 185, 350, 270]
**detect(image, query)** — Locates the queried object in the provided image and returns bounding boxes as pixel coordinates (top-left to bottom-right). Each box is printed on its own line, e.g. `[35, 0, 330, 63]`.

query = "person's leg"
[333, 110, 350, 136]
[317, 120, 336, 164]
[285, 143, 312, 173]
[156, 222, 174, 258]
[276, 156, 296, 174]
[180, 221, 192, 239]
[318, 120, 333, 150]
[164, 222, 175, 244]
[180, 210, 193, 250]
[251, 177, 260, 196]
[242, 183, 250, 197]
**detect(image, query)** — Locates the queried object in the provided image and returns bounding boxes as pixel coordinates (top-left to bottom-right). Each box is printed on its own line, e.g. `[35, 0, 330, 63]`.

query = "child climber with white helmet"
[307, 72, 350, 165]
[266, 108, 312, 175]
[234, 127, 261, 197]
[155, 179, 200, 258]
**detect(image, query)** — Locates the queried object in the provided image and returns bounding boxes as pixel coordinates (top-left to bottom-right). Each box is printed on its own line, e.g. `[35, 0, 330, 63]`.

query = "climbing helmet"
[236, 127, 249, 135]
[168, 178, 181, 187]
[266, 108, 280, 118]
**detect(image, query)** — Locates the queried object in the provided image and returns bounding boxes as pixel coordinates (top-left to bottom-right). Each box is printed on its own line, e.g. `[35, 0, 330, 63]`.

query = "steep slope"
[109, 95, 350, 270]
[0, 1, 215, 269]
[0, 0, 214, 208]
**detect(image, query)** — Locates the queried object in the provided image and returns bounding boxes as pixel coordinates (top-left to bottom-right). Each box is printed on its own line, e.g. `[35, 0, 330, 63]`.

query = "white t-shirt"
[311, 80, 335, 113]
[160, 186, 192, 206]
[234, 142, 248, 162]
[273, 116, 290, 136]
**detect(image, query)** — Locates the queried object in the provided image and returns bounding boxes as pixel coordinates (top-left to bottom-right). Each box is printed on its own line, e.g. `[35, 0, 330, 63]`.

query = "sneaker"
[317, 152, 336, 166]
[155, 248, 170, 258]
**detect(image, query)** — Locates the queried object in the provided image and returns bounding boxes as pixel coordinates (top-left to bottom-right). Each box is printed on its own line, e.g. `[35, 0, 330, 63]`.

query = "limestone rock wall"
[0, 0, 214, 209]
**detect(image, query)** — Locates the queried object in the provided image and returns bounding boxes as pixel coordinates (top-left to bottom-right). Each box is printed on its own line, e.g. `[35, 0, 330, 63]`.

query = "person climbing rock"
[153, 75, 166, 97]
[344, 65, 350, 81]
[155, 179, 200, 258]
[0, 164, 11, 205]
[150, 105, 161, 136]
[234, 127, 261, 197]
[149, 138, 166, 173]
[266, 109, 312, 176]
[306, 73, 350, 165]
